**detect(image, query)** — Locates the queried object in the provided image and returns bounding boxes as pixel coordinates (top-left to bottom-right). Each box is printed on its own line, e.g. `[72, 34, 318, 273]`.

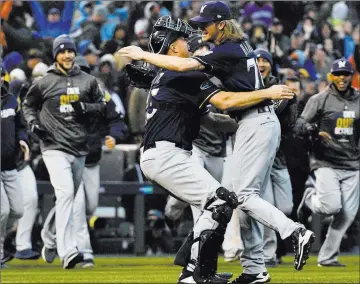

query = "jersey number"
[247, 58, 263, 90]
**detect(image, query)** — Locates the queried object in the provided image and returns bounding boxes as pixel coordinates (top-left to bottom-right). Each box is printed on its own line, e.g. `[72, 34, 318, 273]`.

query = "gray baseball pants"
[42, 150, 85, 261]
[304, 167, 359, 264]
[164, 144, 224, 221]
[221, 154, 243, 257]
[73, 164, 100, 260]
[16, 165, 39, 251]
[42, 164, 100, 261]
[140, 141, 227, 262]
[1, 170, 23, 253]
[262, 167, 293, 261]
[233, 108, 300, 274]
[164, 145, 242, 255]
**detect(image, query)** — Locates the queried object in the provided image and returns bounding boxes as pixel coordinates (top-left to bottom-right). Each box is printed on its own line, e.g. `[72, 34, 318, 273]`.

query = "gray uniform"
[73, 165, 100, 261]
[1, 170, 23, 254]
[42, 164, 100, 261]
[15, 165, 38, 251]
[141, 141, 227, 260]
[164, 117, 226, 221]
[191, 39, 307, 275]
[298, 85, 360, 264]
[164, 113, 242, 258]
[262, 166, 293, 261]
[232, 107, 300, 274]
[23, 63, 106, 263]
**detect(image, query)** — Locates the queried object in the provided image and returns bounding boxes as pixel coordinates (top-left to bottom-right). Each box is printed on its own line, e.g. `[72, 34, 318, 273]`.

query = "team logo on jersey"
[200, 81, 212, 90]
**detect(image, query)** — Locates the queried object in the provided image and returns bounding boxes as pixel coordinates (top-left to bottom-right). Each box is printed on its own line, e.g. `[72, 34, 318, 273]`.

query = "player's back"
[193, 40, 264, 92]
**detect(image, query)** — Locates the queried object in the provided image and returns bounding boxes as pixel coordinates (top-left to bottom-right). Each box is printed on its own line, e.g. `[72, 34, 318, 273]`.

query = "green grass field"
[1, 255, 359, 283]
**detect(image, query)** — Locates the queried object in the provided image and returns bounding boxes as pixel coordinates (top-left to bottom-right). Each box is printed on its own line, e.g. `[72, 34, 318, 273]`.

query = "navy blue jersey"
[192, 40, 265, 92]
[143, 70, 220, 149]
[1, 94, 28, 171]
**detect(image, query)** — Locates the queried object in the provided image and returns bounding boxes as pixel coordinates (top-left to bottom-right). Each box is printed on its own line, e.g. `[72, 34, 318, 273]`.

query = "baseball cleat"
[291, 227, 315, 270]
[231, 272, 271, 283]
[80, 259, 95, 268]
[15, 249, 40, 260]
[63, 252, 83, 269]
[178, 268, 231, 284]
[318, 261, 346, 267]
[1, 250, 14, 264]
[41, 246, 57, 263]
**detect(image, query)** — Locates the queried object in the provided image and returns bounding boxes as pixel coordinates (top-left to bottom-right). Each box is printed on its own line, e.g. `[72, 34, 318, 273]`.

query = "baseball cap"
[190, 1, 231, 24]
[52, 35, 77, 59]
[330, 58, 354, 74]
[254, 48, 273, 66]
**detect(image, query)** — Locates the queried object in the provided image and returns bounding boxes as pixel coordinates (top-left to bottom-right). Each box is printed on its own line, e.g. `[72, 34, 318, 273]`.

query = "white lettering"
[335, 127, 353, 135]
[59, 104, 75, 113]
[66, 87, 80, 95]
[343, 111, 355, 118]
[1, 108, 16, 118]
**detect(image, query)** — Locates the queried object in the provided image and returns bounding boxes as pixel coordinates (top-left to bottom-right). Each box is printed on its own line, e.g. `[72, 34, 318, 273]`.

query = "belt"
[234, 105, 272, 122]
[143, 141, 191, 153]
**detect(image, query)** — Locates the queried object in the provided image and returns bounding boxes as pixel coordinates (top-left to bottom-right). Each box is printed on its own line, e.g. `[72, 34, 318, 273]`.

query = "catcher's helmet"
[148, 16, 197, 55]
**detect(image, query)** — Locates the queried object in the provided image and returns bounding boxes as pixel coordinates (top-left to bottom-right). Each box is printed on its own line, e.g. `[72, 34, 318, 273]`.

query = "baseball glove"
[125, 63, 157, 89]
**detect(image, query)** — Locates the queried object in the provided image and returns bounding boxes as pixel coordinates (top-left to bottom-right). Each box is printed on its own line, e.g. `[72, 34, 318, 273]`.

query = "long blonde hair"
[216, 19, 245, 45]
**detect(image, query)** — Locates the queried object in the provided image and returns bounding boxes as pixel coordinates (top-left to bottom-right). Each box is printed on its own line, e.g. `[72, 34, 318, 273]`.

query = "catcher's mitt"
[125, 64, 157, 89]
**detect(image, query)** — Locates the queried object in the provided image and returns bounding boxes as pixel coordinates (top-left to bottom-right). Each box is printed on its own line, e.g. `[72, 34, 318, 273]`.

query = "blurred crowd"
[1, 1, 359, 139]
[1, 0, 360, 258]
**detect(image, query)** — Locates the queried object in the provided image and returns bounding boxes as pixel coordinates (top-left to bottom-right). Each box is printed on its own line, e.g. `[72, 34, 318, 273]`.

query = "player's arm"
[22, 82, 42, 126]
[294, 95, 321, 136]
[201, 111, 238, 133]
[210, 85, 295, 111]
[118, 46, 204, 72]
[73, 80, 107, 116]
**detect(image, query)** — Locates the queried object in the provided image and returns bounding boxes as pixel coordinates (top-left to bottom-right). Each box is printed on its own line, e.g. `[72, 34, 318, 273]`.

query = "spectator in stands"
[312, 46, 333, 80]
[271, 18, 290, 58]
[77, 40, 101, 72]
[100, 23, 130, 55]
[319, 21, 335, 43]
[323, 38, 342, 61]
[77, 5, 108, 49]
[240, 17, 253, 38]
[71, 1, 94, 32]
[29, 1, 75, 39]
[242, 1, 273, 29]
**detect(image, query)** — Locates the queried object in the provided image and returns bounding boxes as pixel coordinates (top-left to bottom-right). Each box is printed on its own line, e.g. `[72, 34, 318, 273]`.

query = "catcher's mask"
[148, 16, 197, 55]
